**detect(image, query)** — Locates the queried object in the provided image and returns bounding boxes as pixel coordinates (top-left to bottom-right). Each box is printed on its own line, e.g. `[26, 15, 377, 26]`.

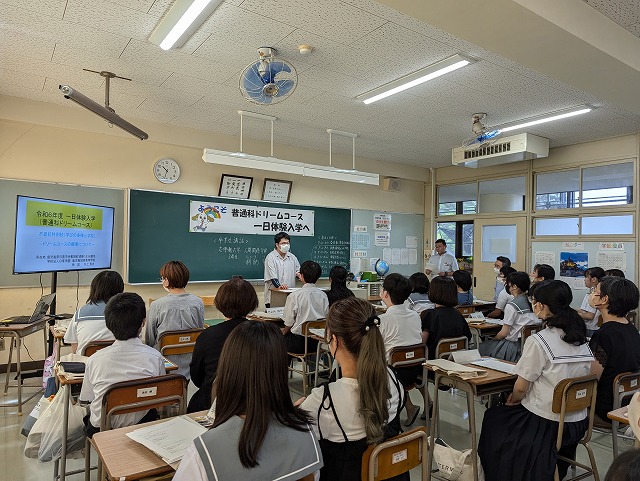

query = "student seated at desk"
[188, 277, 258, 413]
[578, 267, 604, 337]
[453, 270, 473, 305]
[63, 270, 123, 354]
[145, 260, 204, 379]
[530, 263, 555, 285]
[282, 260, 329, 354]
[174, 321, 322, 481]
[486, 266, 516, 319]
[479, 271, 537, 362]
[478, 280, 594, 481]
[589, 277, 640, 428]
[325, 265, 355, 306]
[80, 293, 165, 437]
[407, 272, 434, 313]
[378, 273, 423, 426]
[298, 297, 405, 481]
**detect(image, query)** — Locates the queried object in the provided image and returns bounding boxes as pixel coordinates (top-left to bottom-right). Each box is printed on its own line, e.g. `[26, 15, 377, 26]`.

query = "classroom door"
[473, 217, 527, 300]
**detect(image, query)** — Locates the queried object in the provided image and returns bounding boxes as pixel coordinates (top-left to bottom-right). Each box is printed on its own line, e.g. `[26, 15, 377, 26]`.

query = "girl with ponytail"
[299, 297, 406, 481]
[478, 280, 594, 481]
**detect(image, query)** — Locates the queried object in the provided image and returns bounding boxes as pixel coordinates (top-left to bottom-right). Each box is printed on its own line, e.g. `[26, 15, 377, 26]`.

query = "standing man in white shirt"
[264, 232, 300, 308]
[425, 239, 458, 280]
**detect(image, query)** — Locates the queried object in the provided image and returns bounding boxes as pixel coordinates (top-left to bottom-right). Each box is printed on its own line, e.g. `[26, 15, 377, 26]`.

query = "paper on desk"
[424, 359, 487, 379]
[251, 310, 282, 319]
[451, 349, 481, 364]
[470, 358, 516, 375]
[126, 415, 207, 464]
[309, 328, 326, 339]
[483, 319, 504, 325]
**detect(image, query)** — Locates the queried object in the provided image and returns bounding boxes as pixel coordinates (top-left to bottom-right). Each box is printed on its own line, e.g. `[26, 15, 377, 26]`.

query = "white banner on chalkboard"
[189, 201, 314, 236]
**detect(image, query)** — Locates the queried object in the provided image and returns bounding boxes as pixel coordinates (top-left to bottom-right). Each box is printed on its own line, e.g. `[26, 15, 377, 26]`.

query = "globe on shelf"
[374, 259, 390, 277]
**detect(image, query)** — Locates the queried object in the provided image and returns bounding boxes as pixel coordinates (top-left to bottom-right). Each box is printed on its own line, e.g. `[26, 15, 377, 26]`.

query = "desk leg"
[16, 335, 22, 415]
[5, 335, 14, 394]
[426, 372, 441, 481]
[465, 386, 479, 481]
[59, 384, 70, 481]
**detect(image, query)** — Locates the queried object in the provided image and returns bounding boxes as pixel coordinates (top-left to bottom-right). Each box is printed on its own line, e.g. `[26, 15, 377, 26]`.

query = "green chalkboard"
[128, 189, 351, 283]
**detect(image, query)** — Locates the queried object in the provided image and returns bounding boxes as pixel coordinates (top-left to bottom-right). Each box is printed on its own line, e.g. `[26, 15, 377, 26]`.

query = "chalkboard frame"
[127, 189, 351, 284]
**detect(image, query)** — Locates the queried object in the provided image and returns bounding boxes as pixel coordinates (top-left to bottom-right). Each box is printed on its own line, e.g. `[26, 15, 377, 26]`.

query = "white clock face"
[153, 158, 180, 184]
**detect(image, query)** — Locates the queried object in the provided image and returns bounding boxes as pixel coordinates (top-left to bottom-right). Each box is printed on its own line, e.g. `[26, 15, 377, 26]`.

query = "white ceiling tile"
[0, 0, 67, 18]
[0, 31, 56, 62]
[584, 0, 640, 28]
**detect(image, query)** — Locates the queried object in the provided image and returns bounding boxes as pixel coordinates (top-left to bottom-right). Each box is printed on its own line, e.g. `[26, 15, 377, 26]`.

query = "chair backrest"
[361, 426, 427, 481]
[435, 336, 468, 359]
[389, 344, 427, 368]
[101, 373, 188, 431]
[199, 295, 215, 307]
[613, 371, 640, 407]
[158, 328, 204, 356]
[552, 374, 598, 415]
[456, 305, 475, 317]
[82, 340, 115, 357]
[626, 311, 638, 330]
[520, 323, 542, 350]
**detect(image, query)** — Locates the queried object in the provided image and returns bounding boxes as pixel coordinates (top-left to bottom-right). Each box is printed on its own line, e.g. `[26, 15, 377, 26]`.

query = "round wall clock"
[153, 158, 180, 184]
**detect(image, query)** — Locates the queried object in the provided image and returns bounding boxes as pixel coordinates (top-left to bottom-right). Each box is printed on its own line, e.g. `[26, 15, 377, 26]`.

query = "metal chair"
[552, 374, 600, 481]
[611, 371, 640, 456]
[434, 336, 469, 360]
[456, 305, 475, 317]
[81, 340, 115, 357]
[158, 328, 204, 356]
[84, 373, 188, 481]
[288, 320, 326, 396]
[520, 323, 542, 352]
[361, 426, 428, 481]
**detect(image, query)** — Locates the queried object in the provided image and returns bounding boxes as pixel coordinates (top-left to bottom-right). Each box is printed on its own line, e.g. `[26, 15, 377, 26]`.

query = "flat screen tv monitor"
[13, 195, 115, 274]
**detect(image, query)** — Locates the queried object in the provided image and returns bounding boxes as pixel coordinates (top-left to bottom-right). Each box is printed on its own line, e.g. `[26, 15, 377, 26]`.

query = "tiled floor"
[0, 377, 624, 480]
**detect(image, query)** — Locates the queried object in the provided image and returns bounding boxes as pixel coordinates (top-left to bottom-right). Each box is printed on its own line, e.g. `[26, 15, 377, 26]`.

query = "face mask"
[530, 276, 537, 284]
[493, 267, 500, 275]
[588, 292, 602, 309]
[279, 244, 290, 253]
[498, 278, 506, 285]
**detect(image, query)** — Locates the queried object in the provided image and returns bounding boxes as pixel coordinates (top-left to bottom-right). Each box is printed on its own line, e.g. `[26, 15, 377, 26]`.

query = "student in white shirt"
[577, 266, 605, 337]
[407, 272, 434, 313]
[378, 273, 422, 426]
[478, 280, 593, 481]
[479, 271, 538, 362]
[63, 270, 123, 354]
[80, 293, 165, 437]
[492, 256, 511, 301]
[487, 266, 515, 319]
[424, 239, 458, 279]
[282, 260, 329, 354]
[264, 232, 300, 307]
[174, 321, 322, 481]
[530, 263, 555, 285]
[298, 297, 404, 481]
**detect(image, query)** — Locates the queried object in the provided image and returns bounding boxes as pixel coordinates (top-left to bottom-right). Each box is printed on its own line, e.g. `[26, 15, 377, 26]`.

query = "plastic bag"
[24, 385, 86, 462]
[21, 395, 53, 437]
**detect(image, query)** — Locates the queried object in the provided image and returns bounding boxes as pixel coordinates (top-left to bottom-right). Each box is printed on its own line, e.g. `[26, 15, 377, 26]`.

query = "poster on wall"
[534, 251, 556, 267]
[559, 251, 588, 277]
[597, 251, 626, 271]
[374, 213, 391, 231]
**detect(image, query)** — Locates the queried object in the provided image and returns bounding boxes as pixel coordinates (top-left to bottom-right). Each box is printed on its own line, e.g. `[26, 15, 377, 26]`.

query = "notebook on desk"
[2, 293, 56, 324]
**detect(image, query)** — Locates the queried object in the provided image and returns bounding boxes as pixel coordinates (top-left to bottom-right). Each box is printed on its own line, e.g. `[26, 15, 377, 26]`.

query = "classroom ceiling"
[1, 0, 640, 168]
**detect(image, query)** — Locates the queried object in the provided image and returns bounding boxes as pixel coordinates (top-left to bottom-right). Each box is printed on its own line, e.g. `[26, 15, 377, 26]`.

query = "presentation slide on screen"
[14, 196, 114, 273]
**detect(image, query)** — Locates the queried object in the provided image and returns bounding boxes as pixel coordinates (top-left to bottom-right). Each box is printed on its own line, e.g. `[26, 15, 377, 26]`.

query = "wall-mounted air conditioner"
[452, 133, 549, 168]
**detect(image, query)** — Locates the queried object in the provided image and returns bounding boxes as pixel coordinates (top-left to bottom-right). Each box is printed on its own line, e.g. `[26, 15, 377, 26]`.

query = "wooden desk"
[608, 406, 628, 424]
[0, 318, 49, 414]
[467, 321, 502, 348]
[247, 313, 284, 324]
[91, 411, 208, 481]
[425, 363, 517, 481]
[269, 287, 298, 308]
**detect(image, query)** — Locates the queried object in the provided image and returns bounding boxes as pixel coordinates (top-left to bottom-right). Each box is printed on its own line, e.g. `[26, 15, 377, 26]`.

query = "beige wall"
[0, 96, 429, 364]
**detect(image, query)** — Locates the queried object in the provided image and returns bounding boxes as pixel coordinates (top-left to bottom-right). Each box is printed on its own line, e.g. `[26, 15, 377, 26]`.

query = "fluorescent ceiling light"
[500, 106, 592, 132]
[357, 54, 474, 104]
[203, 149, 379, 185]
[149, 0, 223, 50]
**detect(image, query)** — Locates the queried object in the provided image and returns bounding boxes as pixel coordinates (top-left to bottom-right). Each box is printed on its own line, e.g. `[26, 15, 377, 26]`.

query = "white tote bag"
[432, 438, 485, 481]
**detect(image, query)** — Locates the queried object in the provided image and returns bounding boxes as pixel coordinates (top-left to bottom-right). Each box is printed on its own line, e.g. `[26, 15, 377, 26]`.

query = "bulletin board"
[350, 210, 424, 277]
[531, 241, 636, 309]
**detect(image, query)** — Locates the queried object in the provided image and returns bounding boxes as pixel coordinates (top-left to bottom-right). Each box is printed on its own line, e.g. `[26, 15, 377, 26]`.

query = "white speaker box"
[382, 177, 400, 191]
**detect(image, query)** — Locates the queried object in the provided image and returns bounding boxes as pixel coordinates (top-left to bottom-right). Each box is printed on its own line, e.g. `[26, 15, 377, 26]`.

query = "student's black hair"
[87, 270, 124, 304]
[428, 276, 459, 307]
[215, 277, 259, 318]
[104, 292, 146, 340]
[496, 256, 511, 268]
[605, 268, 626, 278]
[273, 232, 290, 244]
[299, 260, 321, 284]
[452, 270, 472, 292]
[506, 271, 531, 296]
[435, 238, 446, 246]
[532, 280, 586, 345]
[605, 448, 640, 481]
[382, 273, 412, 305]
[598, 276, 640, 318]
[327, 265, 354, 306]
[585, 267, 606, 280]
[499, 266, 516, 277]
[212, 321, 313, 468]
[409, 272, 430, 295]
[533, 263, 556, 280]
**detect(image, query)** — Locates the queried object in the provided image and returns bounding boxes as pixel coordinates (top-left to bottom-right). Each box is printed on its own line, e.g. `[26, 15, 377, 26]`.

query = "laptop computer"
[3, 293, 56, 324]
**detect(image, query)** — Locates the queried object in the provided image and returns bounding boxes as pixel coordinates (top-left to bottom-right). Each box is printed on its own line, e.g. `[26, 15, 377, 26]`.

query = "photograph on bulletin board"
[559, 251, 588, 277]
[219, 174, 253, 199]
